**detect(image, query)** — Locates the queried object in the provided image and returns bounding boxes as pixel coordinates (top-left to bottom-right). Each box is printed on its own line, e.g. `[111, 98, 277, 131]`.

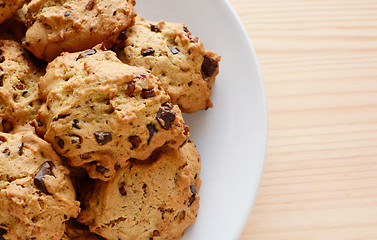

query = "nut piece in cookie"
[0, 0, 25, 24]
[23, 0, 136, 61]
[37, 45, 189, 181]
[78, 141, 201, 240]
[0, 131, 80, 240]
[116, 18, 221, 113]
[0, 40, 43, 134]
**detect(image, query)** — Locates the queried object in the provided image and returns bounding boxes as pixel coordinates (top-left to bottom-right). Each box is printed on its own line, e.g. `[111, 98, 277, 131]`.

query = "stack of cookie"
[0, 1, 220, 240]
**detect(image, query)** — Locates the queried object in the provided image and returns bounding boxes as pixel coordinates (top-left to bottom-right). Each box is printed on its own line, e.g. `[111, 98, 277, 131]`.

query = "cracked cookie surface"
[78, 141, 201, 240]
[37, 45, 189, 181]
[23, 0, 136, 61]
[0, 131, 80, 240]
[117, 18, 221, 113]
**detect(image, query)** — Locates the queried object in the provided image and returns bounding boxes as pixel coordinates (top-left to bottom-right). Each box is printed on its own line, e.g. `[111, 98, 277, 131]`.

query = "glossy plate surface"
[135, 1, 267, 239]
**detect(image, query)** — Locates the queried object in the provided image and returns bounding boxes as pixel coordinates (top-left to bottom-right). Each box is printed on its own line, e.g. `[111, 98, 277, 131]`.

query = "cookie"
[116, 18, 221, 113]
[78, 141, 201, 240]
[0, 0, 25, 25]
[0, 131, 80, 240]
[37, 45, 189, 181]
[0, 40, 43, 134]
[23, 0, 136, 61]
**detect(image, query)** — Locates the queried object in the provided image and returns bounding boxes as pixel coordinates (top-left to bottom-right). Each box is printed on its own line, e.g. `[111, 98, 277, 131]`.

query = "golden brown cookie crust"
[78, 141, 201, 240]
[117, 18, 221, 113]
[23, 0, 136, 61]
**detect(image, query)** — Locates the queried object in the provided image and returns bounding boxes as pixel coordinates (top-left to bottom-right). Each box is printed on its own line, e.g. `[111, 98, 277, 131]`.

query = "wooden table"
[229, 0, 377, 239]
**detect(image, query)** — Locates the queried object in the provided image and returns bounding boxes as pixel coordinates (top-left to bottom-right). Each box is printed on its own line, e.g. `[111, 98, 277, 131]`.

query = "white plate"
[135, 1, 267, 239]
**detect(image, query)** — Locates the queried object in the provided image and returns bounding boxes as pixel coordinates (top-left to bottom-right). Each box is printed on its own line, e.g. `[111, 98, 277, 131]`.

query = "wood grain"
[228, 0, 377, 239]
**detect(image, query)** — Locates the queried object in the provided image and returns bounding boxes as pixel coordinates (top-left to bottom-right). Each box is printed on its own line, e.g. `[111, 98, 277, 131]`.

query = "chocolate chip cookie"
[37, 45, 189, 181]
[117, 18, 221, 113]
[78, 141, 201, 240]
[0, 131, 80, 240]
[23, 0, 136, 61]
[0, 0, 25, 24]
[0, 40, 43, 134]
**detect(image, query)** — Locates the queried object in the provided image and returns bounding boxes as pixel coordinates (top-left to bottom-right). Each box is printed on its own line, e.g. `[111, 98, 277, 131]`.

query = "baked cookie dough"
[117, 18, 221, 113]
[0, 0, 25, 25]
[23, 0, 136, 61]
[78, 141, 201, 240]
[0, 131, 80, 240]
[37, 45, 189, 181]
[0, 40, 43, 134]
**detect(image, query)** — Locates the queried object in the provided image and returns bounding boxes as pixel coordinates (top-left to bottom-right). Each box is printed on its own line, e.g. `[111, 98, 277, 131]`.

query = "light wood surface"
[229, 0, 377, 239]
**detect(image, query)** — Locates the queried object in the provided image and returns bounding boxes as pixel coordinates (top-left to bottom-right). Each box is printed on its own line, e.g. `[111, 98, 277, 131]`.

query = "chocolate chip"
[150, 24, 160, 32]
[183, 27, 198, 43]
[95, 164, 108, 175]
[37, 120, 43, 127]
[0, 75, 3, 87]
[86, 0, 95, 10]
[188, 81, 193, 86]
[0, 228, 6, 240]
[147, 123, 158, 144]
[80, 152, 92, 159]
[94, 132, 112, 145]
[72, 119, 80, 129]
[118, 29, 127, 40]
[2, 148, 9, 156]
[119, 186, 127, 196]
[125, 81, 135, 96]
[168, 46, 180, 55]
[183, 124, 190, 135]
[34, 161, 55, 195]
[0, 136, 7, 144]
[129, 135, 141, 148]
[64, 11, 71, 17]
[18, 142, 24, 156]
[113, 10, 117, 16]
[0, 3, 5, 7]
[190, 185, 197, 195]
[142, 183, 147, 195]
[2, 120, 13, 133]
[57, 138, 64, 149]
[141, 48, 155, 56]
[153, 230, 160, 237]
[0, 56, 4, 63]
[114, 163, 121, 171]
[16, 81, 24, 90]
[141, 89, 156, 99]
[76, 49, 96, 61]
[188, 185, 197, 206]
[156, 106, 176, 130]
[52, 114, 70, 121]
[201, 56, 218, 78]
